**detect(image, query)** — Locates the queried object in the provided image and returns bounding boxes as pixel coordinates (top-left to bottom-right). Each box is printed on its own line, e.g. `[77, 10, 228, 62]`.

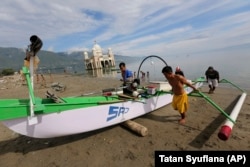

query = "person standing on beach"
[25, 35, 43, 61]
[24, 35, 43, 70]
[175, 66, 185, 77]
[162, 66, 198, 124]
[48, 69, 53, 83]
[40, 74, 46, 87]
[146, 71, 150, 82]
[140, 71, 146, 82]
[205, 66, 220, 94]
[119, 62, 133, 85]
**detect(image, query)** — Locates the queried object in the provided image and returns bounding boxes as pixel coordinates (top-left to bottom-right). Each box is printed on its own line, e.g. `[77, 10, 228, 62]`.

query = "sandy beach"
[0, 73, 250, 167]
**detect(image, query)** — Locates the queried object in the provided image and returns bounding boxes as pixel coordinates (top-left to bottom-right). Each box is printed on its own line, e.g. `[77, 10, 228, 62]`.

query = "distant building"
[83, 42, 115, 70]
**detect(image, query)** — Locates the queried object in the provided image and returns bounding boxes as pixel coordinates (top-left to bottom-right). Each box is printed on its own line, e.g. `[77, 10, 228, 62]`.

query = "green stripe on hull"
[0, 96, 119, 121]
[0, 77, 205, 121]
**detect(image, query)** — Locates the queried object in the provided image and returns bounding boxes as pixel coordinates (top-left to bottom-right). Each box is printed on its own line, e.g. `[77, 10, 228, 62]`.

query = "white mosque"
[83, 42, 116, 70]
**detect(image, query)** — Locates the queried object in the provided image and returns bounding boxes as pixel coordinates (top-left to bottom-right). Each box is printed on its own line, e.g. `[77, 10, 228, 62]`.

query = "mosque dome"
[92, 43, 102, 53]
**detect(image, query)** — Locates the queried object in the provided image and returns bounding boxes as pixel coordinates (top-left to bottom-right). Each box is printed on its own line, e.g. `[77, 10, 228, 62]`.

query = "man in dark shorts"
[205, 66, 220, 94]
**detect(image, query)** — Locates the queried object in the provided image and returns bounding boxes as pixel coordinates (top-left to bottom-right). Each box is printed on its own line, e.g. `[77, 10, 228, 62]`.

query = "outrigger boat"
[0, 55, 205, 138]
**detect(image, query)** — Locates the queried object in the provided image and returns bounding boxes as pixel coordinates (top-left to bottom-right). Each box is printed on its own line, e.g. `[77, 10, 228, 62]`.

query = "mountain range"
[0, 47, 140, 73]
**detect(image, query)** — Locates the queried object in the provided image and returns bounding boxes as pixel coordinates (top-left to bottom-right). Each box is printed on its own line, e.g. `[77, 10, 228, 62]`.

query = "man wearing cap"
[205, 66, 220, 94]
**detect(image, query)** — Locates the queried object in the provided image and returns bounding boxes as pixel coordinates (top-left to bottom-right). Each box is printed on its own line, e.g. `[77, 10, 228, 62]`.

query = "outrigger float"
[0, 55, 246, 140]
[189, 79, 247, 141]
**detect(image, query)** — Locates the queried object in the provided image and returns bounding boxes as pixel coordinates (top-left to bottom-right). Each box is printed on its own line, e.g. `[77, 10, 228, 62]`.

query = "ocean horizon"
[36, 54, 249, 91]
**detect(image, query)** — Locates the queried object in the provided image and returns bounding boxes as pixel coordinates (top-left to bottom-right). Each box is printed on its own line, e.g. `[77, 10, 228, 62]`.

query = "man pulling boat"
[205, 66, 220, 94]
[162, 65, 198, 124]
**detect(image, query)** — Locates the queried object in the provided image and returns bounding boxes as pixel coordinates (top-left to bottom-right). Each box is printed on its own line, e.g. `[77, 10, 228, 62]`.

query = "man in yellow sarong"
[162, 66, 198, 124]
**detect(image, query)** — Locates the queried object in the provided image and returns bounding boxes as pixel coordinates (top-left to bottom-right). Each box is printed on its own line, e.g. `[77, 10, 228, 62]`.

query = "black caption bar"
[155, 151, 250, 167]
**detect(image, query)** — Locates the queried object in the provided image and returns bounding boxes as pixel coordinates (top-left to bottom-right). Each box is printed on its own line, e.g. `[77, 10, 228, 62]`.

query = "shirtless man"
[162, 66, 198, 124]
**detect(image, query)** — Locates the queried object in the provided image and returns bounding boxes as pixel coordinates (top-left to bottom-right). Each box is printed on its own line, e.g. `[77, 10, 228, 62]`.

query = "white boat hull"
[2, 81, 203, 138]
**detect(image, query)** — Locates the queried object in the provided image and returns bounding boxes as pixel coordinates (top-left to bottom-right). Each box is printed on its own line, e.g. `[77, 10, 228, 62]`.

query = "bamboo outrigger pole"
[190, 79, 247, 141]
[27, 56, 38, 125]
[190, 91, 236, 124]
[23, 56, 39, 125]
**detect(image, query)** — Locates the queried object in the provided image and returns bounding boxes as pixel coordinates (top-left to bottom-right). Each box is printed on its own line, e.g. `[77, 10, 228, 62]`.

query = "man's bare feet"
[179, 119, 185, 124]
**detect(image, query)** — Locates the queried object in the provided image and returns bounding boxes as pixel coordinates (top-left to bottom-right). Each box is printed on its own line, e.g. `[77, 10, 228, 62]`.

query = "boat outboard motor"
[123, 78, 140, 97]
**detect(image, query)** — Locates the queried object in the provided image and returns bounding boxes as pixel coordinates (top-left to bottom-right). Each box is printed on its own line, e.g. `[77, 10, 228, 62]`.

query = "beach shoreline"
[0, 74, 250, 167]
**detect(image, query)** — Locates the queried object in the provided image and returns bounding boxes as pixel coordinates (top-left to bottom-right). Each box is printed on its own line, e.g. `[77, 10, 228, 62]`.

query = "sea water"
[37, 55, 250, 91]
[83, 59, 250, 91]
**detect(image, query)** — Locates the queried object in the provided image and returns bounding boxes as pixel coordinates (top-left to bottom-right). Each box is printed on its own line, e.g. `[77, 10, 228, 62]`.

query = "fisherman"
[140, 71, 146, 82]
[40, 74, 46, 87]
[24, 35, 43, 70]
[162, 65, 198, 124]
[119, 62, 133, 86]
[25, 35, 43, 61]
[140, 71, 145, 78]
[205, 66, 220, 94]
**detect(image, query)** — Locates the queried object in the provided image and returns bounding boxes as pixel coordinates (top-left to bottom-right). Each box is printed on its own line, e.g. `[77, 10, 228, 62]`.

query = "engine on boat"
[123, 78, 140, 97]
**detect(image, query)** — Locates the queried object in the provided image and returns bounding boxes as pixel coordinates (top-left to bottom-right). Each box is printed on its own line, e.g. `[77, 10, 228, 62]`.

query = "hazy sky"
[1, 0, 249, 88]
